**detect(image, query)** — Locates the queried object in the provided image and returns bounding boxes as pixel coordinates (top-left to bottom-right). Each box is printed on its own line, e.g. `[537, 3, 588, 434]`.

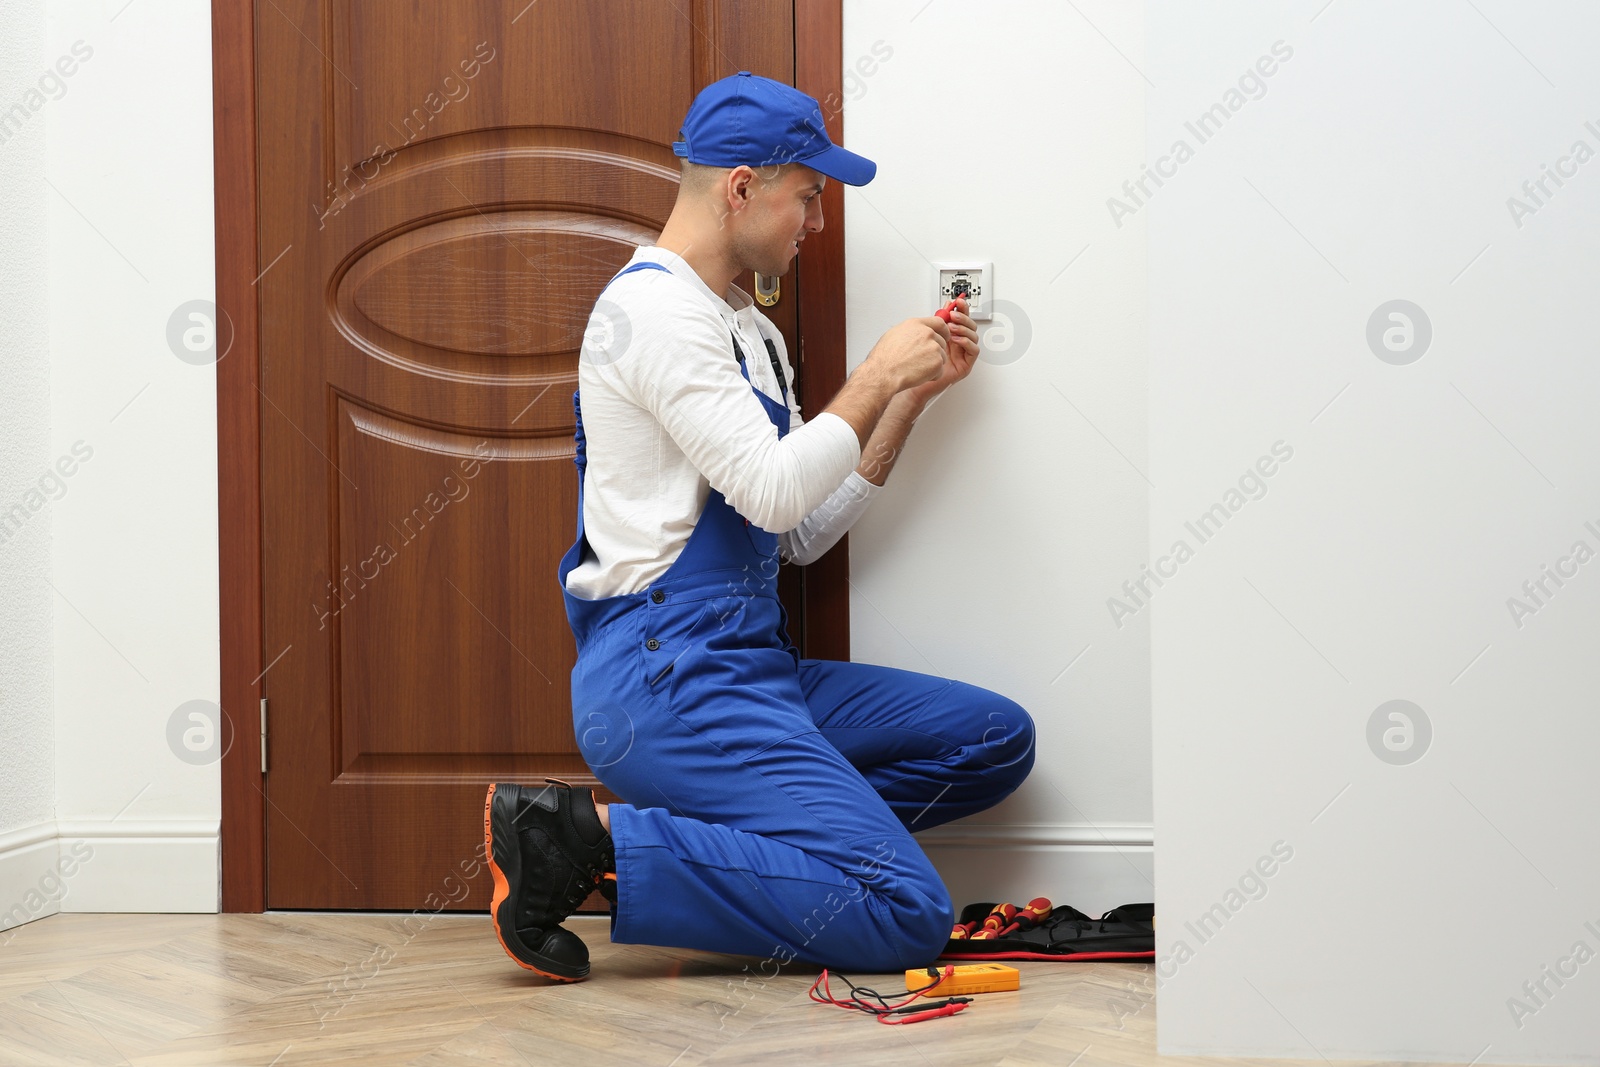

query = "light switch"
[935, 262, 993, 321]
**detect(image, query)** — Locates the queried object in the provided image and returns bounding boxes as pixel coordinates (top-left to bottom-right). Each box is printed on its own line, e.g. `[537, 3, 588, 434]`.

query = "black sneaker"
[485, 779, 613, 981]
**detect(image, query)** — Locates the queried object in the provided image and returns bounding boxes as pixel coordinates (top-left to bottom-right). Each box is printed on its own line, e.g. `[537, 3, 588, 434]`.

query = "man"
[485, 71, 1035, 982]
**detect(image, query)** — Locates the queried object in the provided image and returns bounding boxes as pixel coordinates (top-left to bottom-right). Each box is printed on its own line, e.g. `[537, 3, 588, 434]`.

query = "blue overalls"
[558, 259, 1037, 972]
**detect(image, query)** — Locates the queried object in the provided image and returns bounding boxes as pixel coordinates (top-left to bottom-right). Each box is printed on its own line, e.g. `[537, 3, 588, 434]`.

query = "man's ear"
[727, 165, 756, 208]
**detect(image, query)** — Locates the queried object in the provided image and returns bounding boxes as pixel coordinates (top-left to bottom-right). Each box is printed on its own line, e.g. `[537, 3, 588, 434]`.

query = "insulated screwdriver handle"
[997, 898, 1054, 937]
[935, 298, 961, 323]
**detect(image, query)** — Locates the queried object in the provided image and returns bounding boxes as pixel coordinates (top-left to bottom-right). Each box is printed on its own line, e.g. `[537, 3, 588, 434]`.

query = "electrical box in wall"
[935, 262, 993, 321]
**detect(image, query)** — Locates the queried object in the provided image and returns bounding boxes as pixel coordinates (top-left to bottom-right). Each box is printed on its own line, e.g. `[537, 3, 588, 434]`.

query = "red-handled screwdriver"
[935, 298, 961, 323]
[997, 898, 1053, 937]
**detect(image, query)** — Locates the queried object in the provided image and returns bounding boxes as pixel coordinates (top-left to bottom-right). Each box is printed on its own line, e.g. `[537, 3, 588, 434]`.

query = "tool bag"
[939, 902, 1154, 962]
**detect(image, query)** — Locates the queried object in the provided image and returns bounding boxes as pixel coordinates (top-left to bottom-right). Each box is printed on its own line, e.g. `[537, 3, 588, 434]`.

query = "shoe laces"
[554, 832, 614, 915]
[557, 850, 611, 916]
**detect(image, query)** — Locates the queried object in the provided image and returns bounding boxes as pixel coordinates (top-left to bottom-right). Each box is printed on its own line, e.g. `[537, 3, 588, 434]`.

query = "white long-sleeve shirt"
[563, 245, 883, 600]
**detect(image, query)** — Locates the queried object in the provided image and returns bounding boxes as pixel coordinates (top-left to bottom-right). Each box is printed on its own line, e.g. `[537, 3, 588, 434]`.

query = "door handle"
[754, 273, 780, 306]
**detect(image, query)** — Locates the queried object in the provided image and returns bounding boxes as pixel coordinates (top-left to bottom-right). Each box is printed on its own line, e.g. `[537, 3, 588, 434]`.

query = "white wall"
[47, 0, 219, 912]
[1148, 0, 1600, 1061]
[843, 0, 1153, 912]
[0, 0, 219, 931]
[0, 0, 63, 932]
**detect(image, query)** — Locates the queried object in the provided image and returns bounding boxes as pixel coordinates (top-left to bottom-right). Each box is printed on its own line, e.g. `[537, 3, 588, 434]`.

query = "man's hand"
[863, 314, 950, 393]
[906, 296, 978, 406]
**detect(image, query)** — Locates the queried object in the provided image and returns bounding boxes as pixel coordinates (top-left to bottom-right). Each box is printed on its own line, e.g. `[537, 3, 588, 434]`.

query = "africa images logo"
[1107, 441, 1294, 628]
[1106, 40, 1294, 229]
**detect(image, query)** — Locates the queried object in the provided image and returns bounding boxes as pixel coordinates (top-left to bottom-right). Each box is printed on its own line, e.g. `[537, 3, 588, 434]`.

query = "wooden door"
[257, 0, 797, 909]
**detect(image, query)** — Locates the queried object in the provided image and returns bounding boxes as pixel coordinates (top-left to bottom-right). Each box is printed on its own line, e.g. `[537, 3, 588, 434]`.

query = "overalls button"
[645, 638, 661, 651]
[650, 589, 665, 603]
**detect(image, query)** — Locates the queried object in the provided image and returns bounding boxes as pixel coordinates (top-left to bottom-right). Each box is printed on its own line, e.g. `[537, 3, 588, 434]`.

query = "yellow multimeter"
[907, 963, 1021, 997]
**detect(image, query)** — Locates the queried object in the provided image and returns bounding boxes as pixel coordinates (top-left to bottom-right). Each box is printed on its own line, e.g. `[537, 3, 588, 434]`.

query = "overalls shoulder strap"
[600, 259, 788, 402]
[610, 261, 673, 281]
[573, 259, 790, 481]
[731, 320, 789, 405]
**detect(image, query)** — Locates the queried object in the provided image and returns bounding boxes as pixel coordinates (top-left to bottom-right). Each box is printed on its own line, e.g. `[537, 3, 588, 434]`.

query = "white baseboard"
[56, 819, 219, 913]
[0, 823, 64, 936]
[918, 822, 1155, 917]
[0, 819, 219, 928]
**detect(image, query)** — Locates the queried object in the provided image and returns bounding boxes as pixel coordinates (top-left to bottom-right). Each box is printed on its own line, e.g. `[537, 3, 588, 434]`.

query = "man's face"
[732, 164, 826, 277]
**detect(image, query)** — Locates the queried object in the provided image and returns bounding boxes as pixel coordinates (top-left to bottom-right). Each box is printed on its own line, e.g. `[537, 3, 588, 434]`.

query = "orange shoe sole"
[484, 783, 589, 982]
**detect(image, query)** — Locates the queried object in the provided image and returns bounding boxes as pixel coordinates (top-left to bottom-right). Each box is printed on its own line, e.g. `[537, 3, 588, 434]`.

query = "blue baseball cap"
[672, 71, 877, 186]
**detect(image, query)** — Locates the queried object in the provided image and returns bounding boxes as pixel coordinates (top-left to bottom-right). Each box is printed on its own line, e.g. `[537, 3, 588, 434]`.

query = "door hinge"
[260, 697, 269, 774]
